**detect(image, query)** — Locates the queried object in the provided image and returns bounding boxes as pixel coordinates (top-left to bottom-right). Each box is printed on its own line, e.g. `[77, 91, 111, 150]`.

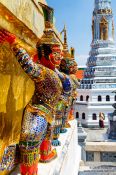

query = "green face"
[60, 58, 78, 75]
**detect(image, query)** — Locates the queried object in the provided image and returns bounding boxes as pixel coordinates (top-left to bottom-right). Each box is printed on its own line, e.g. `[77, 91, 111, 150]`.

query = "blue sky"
[47, 0, 116, 66]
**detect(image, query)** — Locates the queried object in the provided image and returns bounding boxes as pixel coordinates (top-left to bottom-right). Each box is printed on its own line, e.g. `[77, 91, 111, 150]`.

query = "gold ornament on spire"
[112, 21, 115, 40]
[61, 25, 71, 58]
[60, 26, 78, 75]
[63, 25, 68, 51]
[100, 16, 108, 40]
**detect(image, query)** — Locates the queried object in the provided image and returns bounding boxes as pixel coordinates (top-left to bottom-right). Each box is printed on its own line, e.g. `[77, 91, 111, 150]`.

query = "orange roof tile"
[75, 69, 84, 80]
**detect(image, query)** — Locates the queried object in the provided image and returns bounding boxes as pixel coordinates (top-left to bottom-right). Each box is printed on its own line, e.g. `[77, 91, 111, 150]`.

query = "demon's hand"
[0, 29, 16, 45]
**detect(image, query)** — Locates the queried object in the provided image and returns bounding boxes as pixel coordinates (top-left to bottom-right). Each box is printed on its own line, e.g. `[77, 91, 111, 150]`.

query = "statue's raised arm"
[0, 29, 43, 79]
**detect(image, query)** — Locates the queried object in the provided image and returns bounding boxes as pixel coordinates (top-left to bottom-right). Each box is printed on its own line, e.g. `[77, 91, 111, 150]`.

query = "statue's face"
[49, 45, 62, 66]
[60, 58, 78, 74]
[36, 44, 62, 70]
[69, 61, 78, 74]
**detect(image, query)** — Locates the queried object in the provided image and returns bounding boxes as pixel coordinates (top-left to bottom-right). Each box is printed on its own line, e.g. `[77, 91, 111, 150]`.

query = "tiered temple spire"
[61, 25, 75, 59]
[76, 0, 116, 127]
[61, 25, 71, 58]
[63, 25, 68, 52]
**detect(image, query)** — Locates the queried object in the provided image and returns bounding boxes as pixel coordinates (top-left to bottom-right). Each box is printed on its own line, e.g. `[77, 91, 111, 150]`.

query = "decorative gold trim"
[45, 21, 53, 29]
[0, 2, 38, 54]
[100, 17, 108, 40]
[97, 9, 112, 14]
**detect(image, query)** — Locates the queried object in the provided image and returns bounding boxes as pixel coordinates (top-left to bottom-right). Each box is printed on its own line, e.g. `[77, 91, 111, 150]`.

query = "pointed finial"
[64, 24, 66, 31]
[60, 25, 71, 58]
[63, 24, 68, 51]
[37, 2, 60, 47]
[38, 2, 54, 29]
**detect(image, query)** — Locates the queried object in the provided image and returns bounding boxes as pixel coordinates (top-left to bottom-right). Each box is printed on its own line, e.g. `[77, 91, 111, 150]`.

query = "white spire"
[95, 0, 111, 10]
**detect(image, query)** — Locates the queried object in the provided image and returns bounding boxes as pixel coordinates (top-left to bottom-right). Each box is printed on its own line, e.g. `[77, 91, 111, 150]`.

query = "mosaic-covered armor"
[52, 27, 79, 146]
[52, 97, 66, 146]
[60, 55, 79, 130]
[59, 31, 76, 130]
[0, 4, 63, 173]
[6, 40, 62, 174]
[68, 74, 79, 121]
[0, 4, 72, 174]
[35, 3, 71, 163]
[59, 27, 79, 132]
[52, 70, 79, 147]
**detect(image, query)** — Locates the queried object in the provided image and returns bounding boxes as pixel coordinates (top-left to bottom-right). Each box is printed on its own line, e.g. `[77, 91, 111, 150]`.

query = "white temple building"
[75, 0, 116, 127]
